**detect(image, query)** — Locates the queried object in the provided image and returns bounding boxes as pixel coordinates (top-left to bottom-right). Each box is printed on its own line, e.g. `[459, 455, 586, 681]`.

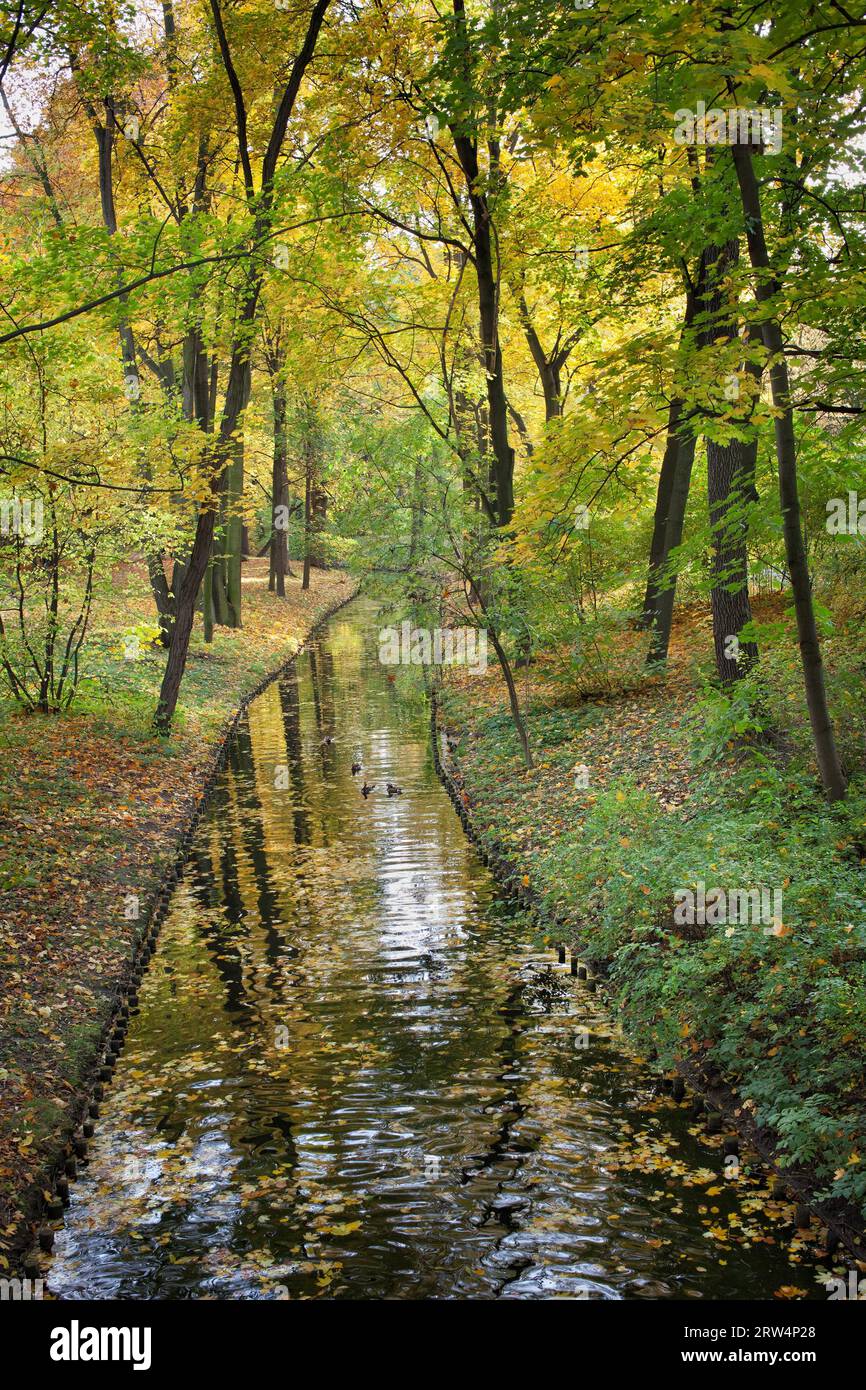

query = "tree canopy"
[0, 0, 863, 790]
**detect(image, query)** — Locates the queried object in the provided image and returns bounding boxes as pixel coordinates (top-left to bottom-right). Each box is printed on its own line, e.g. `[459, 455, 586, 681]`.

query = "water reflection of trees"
[148, 612, 555, 1292]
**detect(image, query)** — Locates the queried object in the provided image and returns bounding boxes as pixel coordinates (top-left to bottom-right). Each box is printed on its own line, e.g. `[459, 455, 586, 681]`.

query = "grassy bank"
[438, 602, 866, 1239]
[0, 559, 356, 1251]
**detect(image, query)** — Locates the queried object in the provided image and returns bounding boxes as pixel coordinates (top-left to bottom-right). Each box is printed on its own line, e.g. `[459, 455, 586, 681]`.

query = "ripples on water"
[47, 601, 824, 1300]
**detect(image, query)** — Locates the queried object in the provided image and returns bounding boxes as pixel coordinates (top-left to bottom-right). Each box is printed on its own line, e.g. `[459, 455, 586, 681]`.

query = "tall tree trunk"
[701, 237, 758, 682]
[731, 142, 846, 800]
[408, 455, 425, 565]
[80, 27, 212, 648]
[210, 367, 247, 629]
[464, 183, 513, 525]
[465, 584, 533, 768]
[639, 396, 685, 630]
[154, 500, 217, 735]
[311, 478, 327, 537]
[154, 0, 332, 733]
[155, 343, 250, 731]
[299, 395, 323, 590]
[202, 550, 214, 644]
[269, 382, 291, 595]
[646, 428, 697, 666]
[708, 432, 759, 680]
[639, 286, 697, 631]
[173, 323, 210, 633]
[302, 455, 312, 592]
[87, 96, 175, 643]
[146, 555, 174, 647]
[449, 0, 513, 528]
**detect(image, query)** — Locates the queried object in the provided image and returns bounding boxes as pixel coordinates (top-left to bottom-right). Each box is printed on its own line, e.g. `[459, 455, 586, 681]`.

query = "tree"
[731, 138, 846, 799]
[154, 0, 332, 732]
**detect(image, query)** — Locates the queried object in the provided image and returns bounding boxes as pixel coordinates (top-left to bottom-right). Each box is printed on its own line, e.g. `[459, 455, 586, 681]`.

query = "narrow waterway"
[48, 599, 823, 1300]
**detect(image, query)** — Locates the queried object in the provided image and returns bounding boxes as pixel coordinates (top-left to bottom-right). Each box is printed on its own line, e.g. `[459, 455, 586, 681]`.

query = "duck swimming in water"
[386, 783, 403, 796]
[361, 782, 375, 798]
[351, 762, 362, 775]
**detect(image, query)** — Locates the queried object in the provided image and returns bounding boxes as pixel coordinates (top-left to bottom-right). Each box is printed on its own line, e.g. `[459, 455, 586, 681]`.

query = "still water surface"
[48, 600, 823, 1299]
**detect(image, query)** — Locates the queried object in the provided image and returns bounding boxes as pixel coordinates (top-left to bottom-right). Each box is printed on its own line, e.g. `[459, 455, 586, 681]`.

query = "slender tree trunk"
[646, 429, 697, 665]
[408, 455, 425, 565]
[264, 330, 294, 594]
[173, 324, 210, 633]
[302, 451, 312, 591]
[639, 397, 685, 629]
[82, 44, 212, 649]
[311, 479, 327, 539]
[708, 433, 759, 680]
[640, 288, 697, 630]
[466, 579, 532, 767]
[517, 292, 563, 423]
[202, 550, 214, 644]
[270, 384, 291, 594]
[88, 98, 175, 643]
[488, 624, 532, 767]
[208, 353, 219, 432]
[154, 492, 218, 734]
[731, 142, 846, 800]
[700, 237, 758, 682]
[153, 0, 332, 732]
[467, 189, 513, 525]
[155, 339, 250, 731]
[39, 507, 60, 710]
[646, 262, 704, 665]
[211, 375, 247, 628]
[449, 0, 513, 527]
[299, 395, 323, 589]
[146, 555, 174, 646]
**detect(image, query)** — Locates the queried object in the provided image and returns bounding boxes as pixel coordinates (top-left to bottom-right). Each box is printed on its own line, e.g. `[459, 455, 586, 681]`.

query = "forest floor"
[0, 558, 356, 1252]
[438, 596, 866, 1248]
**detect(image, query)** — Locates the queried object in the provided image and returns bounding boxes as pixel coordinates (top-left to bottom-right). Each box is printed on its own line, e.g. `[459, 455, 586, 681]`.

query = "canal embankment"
[434, 633, 866, 1264]
[0, 558, 357, 1262]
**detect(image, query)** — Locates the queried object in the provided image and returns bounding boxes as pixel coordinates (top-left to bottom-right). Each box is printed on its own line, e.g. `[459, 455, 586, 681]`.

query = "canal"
[46, 599, 823, 1300]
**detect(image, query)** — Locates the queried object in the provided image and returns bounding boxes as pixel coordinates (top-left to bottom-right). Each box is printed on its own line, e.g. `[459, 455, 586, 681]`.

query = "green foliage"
[448, 670, 866, 1212]
[687, 675, 768, 764]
